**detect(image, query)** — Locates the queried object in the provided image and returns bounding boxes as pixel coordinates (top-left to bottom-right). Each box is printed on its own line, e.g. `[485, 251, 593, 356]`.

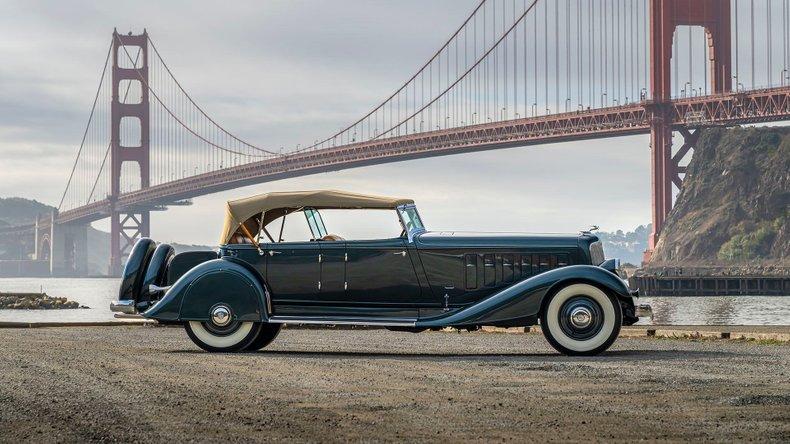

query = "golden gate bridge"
[4, 0, 790, 276]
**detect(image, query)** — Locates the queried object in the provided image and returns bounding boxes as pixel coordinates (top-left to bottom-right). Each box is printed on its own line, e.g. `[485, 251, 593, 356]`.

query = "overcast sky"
[0, 0, 657, 246]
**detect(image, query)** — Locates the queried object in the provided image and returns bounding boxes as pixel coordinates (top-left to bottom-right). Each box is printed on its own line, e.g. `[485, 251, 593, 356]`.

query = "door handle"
[268, 250, 282, 256]
[393, 251, 407, 257]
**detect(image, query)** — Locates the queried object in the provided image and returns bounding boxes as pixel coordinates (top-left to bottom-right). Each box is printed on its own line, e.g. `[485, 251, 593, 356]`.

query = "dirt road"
[0, 326, 788, 442]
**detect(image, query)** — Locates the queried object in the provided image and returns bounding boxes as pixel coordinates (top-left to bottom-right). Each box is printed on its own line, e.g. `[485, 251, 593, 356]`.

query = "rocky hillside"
[650, 126, 789, 267]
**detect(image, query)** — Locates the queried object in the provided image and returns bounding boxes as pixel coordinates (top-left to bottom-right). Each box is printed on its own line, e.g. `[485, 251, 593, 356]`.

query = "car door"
[264, 242, 321, 306]
[344, 237, 422, 307]
[317, 241, 346, 302]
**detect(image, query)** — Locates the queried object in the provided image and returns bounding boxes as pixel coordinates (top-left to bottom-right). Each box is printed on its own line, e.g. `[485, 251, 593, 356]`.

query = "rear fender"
[142, 257, 269, 322]
[416, 265, 630, 328]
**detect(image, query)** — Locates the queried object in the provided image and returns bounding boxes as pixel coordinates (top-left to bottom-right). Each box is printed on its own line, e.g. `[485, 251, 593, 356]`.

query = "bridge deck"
[55, 86, 789, 225]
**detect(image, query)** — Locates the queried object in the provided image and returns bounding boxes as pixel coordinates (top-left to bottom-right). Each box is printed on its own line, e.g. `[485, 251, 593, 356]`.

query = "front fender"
[142, 258, 269, 322]
[416, 265, 630, 328]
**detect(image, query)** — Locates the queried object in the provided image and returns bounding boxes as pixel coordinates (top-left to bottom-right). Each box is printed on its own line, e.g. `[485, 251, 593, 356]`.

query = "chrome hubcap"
[558, 296, 604, 340]
[210, 305, 231, 327]
[569, 307, 593, 328]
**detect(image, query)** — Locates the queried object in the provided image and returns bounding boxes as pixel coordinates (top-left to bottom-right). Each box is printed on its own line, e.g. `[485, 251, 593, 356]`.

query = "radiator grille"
[589, 241, 605, 265]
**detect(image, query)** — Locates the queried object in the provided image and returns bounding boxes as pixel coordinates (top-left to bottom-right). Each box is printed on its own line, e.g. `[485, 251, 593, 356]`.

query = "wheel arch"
[539, 274, 631, 318]
[142, 257, 271, 322]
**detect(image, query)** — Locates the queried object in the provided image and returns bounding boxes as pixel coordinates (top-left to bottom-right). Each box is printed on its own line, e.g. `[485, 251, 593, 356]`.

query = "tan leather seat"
[230, 233, 253, 244]
[321, 234, 345, 241]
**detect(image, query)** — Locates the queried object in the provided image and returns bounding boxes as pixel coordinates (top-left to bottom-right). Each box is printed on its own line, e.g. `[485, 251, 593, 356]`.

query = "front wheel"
[541, 283, 622, 356]
[185, 320, 262, 352]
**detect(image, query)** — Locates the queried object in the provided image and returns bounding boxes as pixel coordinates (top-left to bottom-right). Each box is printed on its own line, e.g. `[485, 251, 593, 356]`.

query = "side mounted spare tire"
[137, 243, 175, 311]
[118, 238, 156, 303]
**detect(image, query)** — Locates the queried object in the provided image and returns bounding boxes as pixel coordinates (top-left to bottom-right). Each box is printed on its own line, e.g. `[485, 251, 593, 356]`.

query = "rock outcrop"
[650, 126, 789, 268]
[0, 292, 87, 309]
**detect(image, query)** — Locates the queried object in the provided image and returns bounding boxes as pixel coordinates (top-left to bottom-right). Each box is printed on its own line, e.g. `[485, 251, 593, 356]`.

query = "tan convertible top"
[220, 190, 414, 245]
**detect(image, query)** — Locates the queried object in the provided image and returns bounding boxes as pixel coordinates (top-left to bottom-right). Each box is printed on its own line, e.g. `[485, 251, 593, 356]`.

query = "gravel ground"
[0, 326, 788, 443]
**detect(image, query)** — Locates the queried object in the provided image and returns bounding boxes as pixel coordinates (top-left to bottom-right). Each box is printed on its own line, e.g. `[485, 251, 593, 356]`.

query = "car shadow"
[169, 348, 740, 362]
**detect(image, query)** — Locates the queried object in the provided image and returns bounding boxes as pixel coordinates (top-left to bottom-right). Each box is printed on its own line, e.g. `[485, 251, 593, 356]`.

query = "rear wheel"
[185, 320, 261, 352]
[184, 305, 262, 352]
[244, 323, 282, 351]
[541, 283, 621, 356]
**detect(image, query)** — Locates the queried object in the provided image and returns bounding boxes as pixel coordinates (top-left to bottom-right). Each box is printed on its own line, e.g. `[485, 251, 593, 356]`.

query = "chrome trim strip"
[148, 284, 171, 294]
[268, 316, 417, 327]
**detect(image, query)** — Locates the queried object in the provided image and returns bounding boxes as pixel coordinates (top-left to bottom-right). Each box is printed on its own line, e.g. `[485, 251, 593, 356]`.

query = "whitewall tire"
[541, 283, 622, 356]
[185, 320, 261, 352]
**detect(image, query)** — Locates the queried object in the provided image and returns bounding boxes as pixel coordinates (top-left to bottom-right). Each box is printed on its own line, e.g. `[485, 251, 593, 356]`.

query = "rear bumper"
[110, 299, 136, 315]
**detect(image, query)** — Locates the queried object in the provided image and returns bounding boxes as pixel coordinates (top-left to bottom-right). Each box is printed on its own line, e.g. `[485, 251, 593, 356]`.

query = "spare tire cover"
[118, 238, 156, 302]
[139, 243, 175, 305]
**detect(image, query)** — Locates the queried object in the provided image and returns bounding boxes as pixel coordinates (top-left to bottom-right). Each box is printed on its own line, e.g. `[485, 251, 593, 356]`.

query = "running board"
[268, 316, 417, 328]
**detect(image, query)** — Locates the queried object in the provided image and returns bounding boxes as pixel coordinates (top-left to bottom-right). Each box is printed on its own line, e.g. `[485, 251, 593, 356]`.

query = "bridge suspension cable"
[292, 0, 489, 153]
[146, 38, 280, 158]
[56, 0, 790, 218]
[57, 41, 112, 212]
[369, 0, 541, 141]
[117, 38, 278, 159]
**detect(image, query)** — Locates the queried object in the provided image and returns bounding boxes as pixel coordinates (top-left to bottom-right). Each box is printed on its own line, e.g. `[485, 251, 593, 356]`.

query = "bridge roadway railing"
[55, 86, 790, 226]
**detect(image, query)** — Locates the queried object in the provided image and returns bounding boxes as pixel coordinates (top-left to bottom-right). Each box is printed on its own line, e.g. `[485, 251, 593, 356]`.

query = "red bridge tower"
[646, 0, 732, 260]
[110, 30, 150, 275]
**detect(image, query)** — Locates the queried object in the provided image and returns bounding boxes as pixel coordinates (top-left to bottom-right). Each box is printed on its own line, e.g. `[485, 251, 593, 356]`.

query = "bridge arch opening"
[38, 235, 50, 261]
[119, 116, 142, 147]
[118, 79, 143, 104]
[669, 25, 714, 99]
[120, 161, 143, 193]
[116, 45, 142, 69]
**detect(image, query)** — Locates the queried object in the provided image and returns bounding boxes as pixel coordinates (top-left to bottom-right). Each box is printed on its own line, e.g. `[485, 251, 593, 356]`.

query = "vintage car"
[111, 190, 652, 355]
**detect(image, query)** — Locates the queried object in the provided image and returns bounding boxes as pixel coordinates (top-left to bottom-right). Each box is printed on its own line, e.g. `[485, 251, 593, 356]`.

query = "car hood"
[414, 231, 586, 249]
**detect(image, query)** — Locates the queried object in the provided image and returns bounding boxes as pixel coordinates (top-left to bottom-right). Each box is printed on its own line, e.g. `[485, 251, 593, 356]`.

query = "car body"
[112, 190, 652, 355]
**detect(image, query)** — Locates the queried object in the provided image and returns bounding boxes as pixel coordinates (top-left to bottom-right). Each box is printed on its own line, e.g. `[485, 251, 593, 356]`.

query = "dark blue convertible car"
[112, 190, 651, 355]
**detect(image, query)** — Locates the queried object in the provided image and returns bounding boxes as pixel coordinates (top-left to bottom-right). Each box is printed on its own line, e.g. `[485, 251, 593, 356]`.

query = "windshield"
[398, 205, 425, 233]
[304, 208, 328, 239]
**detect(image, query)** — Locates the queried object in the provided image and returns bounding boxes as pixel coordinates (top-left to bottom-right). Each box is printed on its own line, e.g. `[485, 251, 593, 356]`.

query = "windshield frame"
[303, 207, 328, 240]
[396, 204, 426, 242]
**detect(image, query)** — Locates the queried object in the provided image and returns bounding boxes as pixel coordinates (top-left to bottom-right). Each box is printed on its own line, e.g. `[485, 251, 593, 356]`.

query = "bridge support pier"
[648, 111, 673, 253]
[645, 0, 731, 262]
[50, 220, 89, 277]
[34, 212, 53, 262]
[110, 209, 149, 275]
